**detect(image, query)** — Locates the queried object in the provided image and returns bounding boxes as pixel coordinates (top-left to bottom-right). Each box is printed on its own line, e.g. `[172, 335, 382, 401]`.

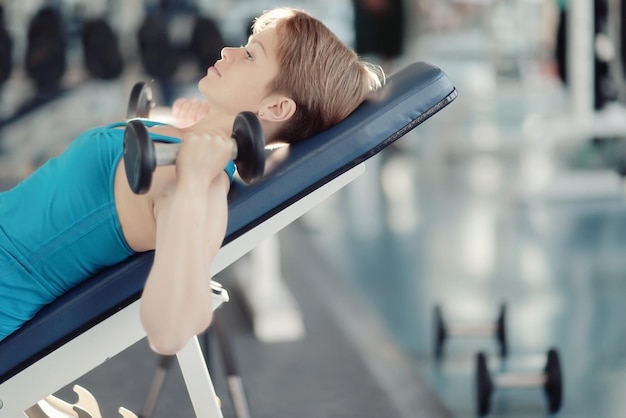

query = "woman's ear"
[259, 95, 296, 122]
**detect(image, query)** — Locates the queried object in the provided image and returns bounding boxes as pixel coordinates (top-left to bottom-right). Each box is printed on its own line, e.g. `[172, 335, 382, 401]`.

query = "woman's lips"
[209, 66, 221, 76]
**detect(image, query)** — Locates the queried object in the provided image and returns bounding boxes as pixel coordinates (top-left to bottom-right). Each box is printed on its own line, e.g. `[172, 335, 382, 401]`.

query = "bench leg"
[177, 336, 223, 418]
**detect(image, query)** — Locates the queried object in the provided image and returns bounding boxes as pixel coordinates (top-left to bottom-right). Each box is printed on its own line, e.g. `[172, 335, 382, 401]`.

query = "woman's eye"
[246, 50, 253, 61]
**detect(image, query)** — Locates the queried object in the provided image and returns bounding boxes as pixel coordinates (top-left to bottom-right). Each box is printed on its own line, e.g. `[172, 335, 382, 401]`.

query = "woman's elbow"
[146, 333, 188, 356]
[141, 310, 214, 355]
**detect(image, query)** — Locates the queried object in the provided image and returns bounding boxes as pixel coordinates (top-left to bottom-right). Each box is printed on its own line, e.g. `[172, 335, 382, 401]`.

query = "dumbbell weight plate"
[544, 348, 563, 413]
[433, 305, 447, 360]
[496, 304, 508, 358]
[127, 81, 153, 120]
[124, 120, 156, 194]
[476, 352, 492, 416]
[232, 111, 266, 183]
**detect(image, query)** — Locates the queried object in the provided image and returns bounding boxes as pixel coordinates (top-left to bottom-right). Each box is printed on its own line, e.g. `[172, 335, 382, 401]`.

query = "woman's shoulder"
[74, 121, 182, 145]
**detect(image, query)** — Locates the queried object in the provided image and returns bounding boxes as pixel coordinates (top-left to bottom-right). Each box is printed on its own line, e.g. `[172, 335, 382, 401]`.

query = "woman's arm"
[140, 130, 232, 355]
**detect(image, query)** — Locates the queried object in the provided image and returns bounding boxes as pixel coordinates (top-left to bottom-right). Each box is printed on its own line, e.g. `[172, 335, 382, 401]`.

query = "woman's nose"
[220, 47, 228, 60]
[220, 47, 240, 62]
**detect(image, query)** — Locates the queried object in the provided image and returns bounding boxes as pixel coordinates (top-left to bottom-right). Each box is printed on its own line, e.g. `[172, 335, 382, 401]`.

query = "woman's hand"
[171, 98, 210, 128]
[175, 130, 232, 193]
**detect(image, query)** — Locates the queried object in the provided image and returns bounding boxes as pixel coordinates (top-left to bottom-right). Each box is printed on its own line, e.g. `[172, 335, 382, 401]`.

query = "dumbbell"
[124, 114, 265, 194]
[123, 83, 266, 194]
[25, 7, 66, 92]
[434, 304, 507, 361]
[476, 348, 563, 416]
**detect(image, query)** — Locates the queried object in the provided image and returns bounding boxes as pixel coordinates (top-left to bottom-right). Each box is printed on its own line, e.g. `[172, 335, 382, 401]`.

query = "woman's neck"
[182, 108, 237, 136]
[182, 107, 275, 146]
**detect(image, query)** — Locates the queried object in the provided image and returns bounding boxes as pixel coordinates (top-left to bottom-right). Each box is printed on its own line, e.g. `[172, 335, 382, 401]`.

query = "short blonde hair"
[253, 8, 385, 144]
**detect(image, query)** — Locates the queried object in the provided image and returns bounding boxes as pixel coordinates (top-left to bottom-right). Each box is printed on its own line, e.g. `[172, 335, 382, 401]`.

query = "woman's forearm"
[140, 175, 229, 355]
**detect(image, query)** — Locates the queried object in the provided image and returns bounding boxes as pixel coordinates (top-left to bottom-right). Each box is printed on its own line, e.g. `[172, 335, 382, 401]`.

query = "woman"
[0, 7, 385, 354]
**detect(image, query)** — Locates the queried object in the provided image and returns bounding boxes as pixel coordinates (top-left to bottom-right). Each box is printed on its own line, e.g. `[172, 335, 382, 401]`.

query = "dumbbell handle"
[153, 139, 238, 165]
[494, 373, 547, 388]
[446, 323, 497, 337]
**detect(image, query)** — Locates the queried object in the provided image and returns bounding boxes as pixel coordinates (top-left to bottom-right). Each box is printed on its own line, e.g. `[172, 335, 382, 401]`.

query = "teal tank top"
[0, 121, 236, 341]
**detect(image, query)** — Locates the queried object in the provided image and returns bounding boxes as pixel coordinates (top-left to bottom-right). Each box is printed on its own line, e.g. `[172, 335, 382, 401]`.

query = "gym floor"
[3, 2, 626, 417]
[313, 5, 626, 418]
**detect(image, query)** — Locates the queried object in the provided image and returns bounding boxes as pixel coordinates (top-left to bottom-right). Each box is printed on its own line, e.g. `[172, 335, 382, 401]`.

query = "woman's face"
[198, 26, 281, 115]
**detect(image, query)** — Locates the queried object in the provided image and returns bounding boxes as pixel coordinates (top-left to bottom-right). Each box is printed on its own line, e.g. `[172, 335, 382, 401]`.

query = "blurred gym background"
[2, 0, 626, 417]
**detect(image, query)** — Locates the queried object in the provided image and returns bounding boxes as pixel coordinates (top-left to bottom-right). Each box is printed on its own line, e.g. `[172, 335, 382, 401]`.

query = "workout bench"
[0, 61, 457, 417]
